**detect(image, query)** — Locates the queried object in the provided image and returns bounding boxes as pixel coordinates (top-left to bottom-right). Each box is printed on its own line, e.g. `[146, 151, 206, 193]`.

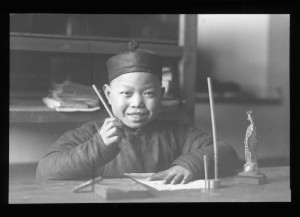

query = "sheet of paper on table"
[125, 173, 206, 191]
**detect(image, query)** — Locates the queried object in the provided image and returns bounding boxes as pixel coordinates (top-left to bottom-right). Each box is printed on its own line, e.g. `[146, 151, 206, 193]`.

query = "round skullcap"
[106, 40, 162, 83]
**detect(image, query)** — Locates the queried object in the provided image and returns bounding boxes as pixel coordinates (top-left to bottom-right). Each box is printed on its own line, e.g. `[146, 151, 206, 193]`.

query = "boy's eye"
[144, 91, 155, 97]
[120, 91, 132, 96]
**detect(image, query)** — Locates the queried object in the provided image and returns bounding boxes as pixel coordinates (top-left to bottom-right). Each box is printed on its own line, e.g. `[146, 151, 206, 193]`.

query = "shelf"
[10, 99, 184, 123]
[10, 32, 179, 45]
[10, 99, 105, 123]
[196, 95, 282, 105]
[10, 33, 183, 58]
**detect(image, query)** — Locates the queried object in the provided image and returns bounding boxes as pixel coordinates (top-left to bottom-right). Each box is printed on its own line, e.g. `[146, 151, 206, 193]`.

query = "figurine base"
[204, 179, 221, 189]
[235, 173, 267, 185]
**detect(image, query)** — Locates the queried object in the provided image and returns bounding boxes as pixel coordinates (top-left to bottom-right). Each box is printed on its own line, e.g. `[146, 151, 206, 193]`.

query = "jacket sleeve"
[171, 123, 240, 179]
[36, 121, 120, 180]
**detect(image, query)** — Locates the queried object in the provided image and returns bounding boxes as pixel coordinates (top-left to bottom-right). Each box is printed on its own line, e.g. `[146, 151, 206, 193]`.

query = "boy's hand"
[147, 165, 194, 184]
[99, 117, 124, 147]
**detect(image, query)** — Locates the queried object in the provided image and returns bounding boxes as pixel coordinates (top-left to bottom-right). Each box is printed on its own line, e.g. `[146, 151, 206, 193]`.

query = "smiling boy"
[36, 41, 239, 184]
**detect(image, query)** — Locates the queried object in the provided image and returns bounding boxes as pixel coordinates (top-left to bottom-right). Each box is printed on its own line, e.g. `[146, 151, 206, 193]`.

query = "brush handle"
[92, 84, 114, 118]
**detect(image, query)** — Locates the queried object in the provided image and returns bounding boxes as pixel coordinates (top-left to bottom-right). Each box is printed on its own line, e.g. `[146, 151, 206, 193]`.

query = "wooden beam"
[10, 33, 182, 58]
[178, 14, 198, 124]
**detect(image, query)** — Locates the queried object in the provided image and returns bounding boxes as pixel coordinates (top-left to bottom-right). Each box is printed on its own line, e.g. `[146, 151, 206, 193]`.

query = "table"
[9, 166, 290, 203]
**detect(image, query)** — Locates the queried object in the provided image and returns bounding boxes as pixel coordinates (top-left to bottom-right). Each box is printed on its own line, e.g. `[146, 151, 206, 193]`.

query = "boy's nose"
[130, 93, 145, 108]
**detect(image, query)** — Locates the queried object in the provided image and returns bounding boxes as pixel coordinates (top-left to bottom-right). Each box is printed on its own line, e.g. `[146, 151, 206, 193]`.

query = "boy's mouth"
[127, 112, 147, 120]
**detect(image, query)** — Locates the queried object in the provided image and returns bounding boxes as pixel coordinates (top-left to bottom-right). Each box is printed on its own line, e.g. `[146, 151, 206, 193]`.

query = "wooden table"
[9, 166, 290, 203]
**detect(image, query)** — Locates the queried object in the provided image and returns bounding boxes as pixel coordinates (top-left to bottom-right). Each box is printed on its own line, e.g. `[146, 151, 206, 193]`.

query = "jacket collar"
[122, 119, 157, 137]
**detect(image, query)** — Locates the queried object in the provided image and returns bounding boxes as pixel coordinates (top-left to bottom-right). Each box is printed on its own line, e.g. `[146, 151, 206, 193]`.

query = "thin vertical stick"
[207, 77, 218, 180]
[92, 84, 114, 118]
[204, 155, 208, 180]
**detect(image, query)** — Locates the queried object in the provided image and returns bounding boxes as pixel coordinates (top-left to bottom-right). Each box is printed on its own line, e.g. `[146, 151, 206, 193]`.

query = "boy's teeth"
[129, 113, 145, 118]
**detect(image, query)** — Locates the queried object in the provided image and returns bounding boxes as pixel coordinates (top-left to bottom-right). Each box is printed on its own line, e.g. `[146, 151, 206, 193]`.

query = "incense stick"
[92, 84, 114, 118]
[204, 155, 208, 180]
[207, 77, 218, 180]
[72, 176, 103, 193]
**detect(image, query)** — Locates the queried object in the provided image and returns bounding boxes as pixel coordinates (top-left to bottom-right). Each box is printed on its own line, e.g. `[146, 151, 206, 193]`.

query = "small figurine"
[243, 110, 259, 175]
[236, 110, 267, 184]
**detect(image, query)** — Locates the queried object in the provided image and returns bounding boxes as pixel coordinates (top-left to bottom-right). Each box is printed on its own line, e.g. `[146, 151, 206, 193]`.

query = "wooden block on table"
[94, 178, 151, 200]
[235, 173, 267, 185]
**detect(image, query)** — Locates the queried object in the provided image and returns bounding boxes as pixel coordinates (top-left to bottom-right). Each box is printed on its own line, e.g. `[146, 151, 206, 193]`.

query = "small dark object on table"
[94, 178, 151, 200]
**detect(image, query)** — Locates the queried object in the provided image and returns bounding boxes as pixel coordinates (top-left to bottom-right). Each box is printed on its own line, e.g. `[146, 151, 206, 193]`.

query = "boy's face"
[103, 72, 165, 129]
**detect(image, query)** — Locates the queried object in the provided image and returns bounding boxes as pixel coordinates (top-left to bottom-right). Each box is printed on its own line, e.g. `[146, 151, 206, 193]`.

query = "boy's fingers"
[147, 171, 166, 181]
[106, 136, 119, 145]
[106, 127, 123, 138]
[181, 175, 192, 184]
[170, 174, 184, 185]
[163, 173, 177, 184]
[104, 120, 123, 131]
[100, 119, 123, 134]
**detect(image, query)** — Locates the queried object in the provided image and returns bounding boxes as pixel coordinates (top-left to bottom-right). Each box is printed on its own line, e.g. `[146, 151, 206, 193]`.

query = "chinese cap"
[106, 40, 162, 83]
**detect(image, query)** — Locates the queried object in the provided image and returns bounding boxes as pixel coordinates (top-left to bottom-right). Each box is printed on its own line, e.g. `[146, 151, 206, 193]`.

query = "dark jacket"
[36, 119, 239, 180]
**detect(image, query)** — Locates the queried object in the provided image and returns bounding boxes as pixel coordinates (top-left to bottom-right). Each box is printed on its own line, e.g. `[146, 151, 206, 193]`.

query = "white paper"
[125, 173, 206, 191]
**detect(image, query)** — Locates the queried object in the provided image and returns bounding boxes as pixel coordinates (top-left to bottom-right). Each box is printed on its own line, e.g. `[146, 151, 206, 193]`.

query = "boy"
[36, 41, 239, 184]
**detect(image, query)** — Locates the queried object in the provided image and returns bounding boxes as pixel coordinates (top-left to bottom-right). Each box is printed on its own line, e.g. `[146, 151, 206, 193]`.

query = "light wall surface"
[196, 14, 289, 163]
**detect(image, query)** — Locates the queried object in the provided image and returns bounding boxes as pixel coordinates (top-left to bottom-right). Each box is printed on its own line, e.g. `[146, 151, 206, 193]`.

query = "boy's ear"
[103, 84, 111, 105]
